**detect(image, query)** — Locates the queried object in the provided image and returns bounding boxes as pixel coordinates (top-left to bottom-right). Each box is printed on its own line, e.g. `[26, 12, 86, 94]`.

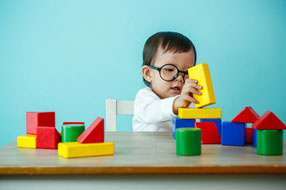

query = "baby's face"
[150, 47, 195, 99]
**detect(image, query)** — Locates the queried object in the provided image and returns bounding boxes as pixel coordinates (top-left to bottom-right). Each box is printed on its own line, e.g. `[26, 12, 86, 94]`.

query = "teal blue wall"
[0, 0, 285, 146]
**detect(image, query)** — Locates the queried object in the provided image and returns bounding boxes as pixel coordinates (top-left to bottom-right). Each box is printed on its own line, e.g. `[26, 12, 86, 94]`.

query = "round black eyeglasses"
[149, 64, 189, 82]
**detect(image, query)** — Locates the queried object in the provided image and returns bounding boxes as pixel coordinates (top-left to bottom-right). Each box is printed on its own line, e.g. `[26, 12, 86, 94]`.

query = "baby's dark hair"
[142, 31, 197, 87]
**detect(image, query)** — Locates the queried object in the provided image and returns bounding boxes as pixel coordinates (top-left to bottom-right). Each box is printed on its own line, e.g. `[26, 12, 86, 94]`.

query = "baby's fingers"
[185, 95, 199, 104]
[190, 87, 202, 96]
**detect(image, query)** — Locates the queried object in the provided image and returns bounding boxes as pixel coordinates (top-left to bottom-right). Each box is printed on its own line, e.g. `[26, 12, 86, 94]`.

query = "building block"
[257, 130, 283, 155]
[26, 112, 55, 134]
[63, 122, 85, 125]
[77, 117, 104, 143]
[245, 128, 253, 144]
[17, 135, 36, 148]
[172, 117, 195, 139]
[232, 106, 260, 123]
[58, 142, 114, 158]
[221, 122, 245, 146]
[176, 128, 201, 156]
[195, 122, 221, 144]
[178, 108, 222, 119]
[253, 129, 257, 147]
[61, 124, 85, 142]
[36, 127, 60, 149]
[187, 63, 216, 108]
[253, 111, 286, 130]
[200, 119, 222, 136]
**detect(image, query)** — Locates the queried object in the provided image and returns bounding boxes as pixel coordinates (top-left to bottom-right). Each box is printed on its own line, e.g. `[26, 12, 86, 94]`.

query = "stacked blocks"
[172, 117, 195, 139]
[229, 106, 260, 146]
[253, 111, 286, 155]
[221, 122, 245, 146]
[18, 112, 57, 149]
[176, 128, 201, 156]
[58, 117, 114, 158]
[174, 63, 221, 154]
[195, 122, 220, 144]
[61, 124, 85, 142]
[187, 63, 216, 108]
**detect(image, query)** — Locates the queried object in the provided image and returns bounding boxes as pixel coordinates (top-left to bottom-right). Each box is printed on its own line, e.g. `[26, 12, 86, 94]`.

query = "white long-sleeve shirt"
[132, 87, 194, 131]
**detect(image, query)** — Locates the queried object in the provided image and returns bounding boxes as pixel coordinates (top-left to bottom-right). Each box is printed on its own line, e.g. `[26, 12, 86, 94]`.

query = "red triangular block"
[36, 127, 60, 149]
[232, 107, 259, 123]
[195, 122, 221, 144]
[253, 111, 286, 130]
[77, 117, 104, 143]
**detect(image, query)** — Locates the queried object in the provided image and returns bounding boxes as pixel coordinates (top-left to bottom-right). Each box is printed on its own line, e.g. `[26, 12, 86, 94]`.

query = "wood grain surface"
[0, 132, 285, 175]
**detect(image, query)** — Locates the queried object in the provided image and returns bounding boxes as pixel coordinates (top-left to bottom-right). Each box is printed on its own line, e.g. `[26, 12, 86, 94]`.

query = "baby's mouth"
[170, 86, 181, 94]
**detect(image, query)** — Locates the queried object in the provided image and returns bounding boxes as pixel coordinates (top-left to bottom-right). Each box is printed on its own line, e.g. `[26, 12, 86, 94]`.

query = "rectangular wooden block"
[58, 142, 114, 158]
[178, 108, 222, 119]
[17, 135, 36, 149]
[188, 63, 216, 108]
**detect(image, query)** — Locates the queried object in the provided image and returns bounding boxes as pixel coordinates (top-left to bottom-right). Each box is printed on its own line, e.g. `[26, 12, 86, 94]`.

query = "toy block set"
[174, 63, 285, 156]
[17, 112, 114, 159]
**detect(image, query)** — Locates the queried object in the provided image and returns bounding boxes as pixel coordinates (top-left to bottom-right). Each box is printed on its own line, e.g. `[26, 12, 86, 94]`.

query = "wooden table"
[1, 132, 286, 189]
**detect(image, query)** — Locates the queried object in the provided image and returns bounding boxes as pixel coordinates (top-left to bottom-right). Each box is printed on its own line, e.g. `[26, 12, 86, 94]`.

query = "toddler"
[132, 32, 202, 131]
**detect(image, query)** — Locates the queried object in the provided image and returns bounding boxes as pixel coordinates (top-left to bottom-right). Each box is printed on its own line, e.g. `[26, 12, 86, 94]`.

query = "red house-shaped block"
[26, 112, 55, 134]
[195, 122, 221, 144]
[77, 117, 104, 143]
[36, 127, 60, 149]
[253, 111, 286, 130]
[232, 107, 260, 123]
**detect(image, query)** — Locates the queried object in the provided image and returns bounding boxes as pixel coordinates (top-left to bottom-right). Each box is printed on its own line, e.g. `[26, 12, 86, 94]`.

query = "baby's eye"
[164, 68, 174, 72]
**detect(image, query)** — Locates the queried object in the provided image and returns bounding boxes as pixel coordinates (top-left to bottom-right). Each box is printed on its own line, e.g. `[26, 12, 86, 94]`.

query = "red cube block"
[77, 117, 104, 143]
[36, 127, 60, 149]
[26, 112, 55, 134]
[245, 128, 253, 144]
[195, 122, 221, 144]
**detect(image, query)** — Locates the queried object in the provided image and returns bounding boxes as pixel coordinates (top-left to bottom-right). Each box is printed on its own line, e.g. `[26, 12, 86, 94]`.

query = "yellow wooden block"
[178, 108, 222, 119]
[188, 63, 216, 108]
[17, 135, 36, 149]
[58, 142, 114, 158]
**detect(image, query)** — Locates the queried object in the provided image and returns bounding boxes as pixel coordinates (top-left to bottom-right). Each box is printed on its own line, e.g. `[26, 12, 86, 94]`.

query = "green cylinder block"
[176, 128, 201, 156]
[257, 130, 283, 155]
[61, 125, 85, 143]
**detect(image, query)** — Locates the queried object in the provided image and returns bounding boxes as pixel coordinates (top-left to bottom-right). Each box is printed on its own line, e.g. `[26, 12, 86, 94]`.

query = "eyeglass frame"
[148, 64, 189, 82]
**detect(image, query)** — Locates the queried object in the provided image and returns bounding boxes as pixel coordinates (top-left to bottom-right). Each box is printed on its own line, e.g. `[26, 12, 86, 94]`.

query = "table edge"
[1, 165, 286, 175]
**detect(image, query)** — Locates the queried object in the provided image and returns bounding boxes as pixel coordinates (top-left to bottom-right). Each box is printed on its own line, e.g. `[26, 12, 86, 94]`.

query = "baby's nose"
[175, 73, 184, 82]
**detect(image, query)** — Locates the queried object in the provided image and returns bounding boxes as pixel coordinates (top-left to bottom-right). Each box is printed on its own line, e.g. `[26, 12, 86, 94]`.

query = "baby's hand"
[173, 79, 202, 115]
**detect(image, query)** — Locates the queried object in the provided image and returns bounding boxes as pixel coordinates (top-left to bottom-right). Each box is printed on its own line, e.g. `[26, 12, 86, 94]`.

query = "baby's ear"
[142, 65, 152, 82]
